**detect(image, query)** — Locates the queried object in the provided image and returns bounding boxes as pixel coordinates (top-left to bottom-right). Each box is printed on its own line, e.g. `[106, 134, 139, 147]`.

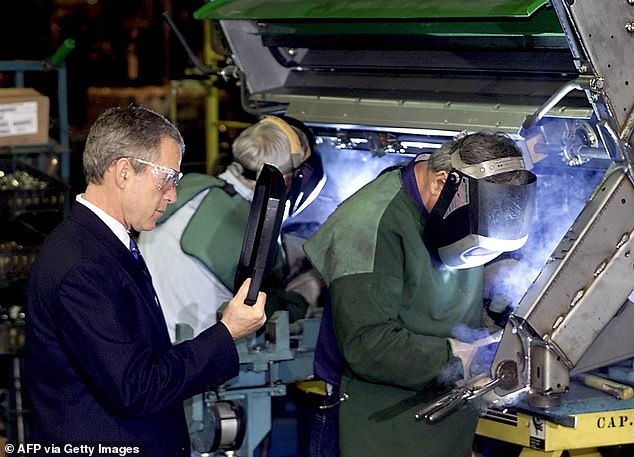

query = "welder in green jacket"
[304, 132, 536, 457]
[139, 115, 325, 341]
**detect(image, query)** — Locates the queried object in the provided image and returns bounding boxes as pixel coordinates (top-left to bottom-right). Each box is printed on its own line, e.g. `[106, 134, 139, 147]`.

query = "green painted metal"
[259, 8, 562, 37]
[50, 39, 75, 66]
[194, 0, 550, 20]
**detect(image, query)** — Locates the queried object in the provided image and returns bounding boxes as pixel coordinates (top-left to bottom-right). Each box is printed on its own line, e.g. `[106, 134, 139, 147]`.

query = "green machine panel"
[194, 0, 550, 20]
[192, 0, 592, 135]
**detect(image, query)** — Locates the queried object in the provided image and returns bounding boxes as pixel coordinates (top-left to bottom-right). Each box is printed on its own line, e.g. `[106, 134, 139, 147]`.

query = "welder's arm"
[329, 272, 456, 391]
[316, 211, 483, 391]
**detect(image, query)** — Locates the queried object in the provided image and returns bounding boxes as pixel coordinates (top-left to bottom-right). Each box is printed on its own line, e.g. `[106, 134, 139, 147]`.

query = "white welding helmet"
[423, 150, 537, 269]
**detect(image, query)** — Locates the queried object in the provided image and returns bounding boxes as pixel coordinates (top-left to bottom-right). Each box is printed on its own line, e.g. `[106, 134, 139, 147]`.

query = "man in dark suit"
[24, 105, 267, 456]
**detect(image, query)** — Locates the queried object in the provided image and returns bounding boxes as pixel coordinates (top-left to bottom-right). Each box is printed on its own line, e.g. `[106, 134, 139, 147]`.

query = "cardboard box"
[0, 88, 49, 146]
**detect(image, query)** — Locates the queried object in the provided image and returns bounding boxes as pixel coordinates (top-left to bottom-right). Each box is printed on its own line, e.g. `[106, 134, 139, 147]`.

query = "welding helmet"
[276, 115, 326, 217]
[234, 115, 326, 217]
[424, 148, 537, 269]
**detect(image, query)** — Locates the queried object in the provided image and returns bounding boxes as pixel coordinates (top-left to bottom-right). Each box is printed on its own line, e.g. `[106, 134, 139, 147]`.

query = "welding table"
[475, 381, 634, 456]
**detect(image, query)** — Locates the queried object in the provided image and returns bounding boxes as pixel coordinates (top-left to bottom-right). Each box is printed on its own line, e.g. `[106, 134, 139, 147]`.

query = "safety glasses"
[128, 157, 183, 191]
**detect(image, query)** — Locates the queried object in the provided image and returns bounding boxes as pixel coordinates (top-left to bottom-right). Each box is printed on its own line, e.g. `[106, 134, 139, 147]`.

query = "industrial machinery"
[415, 0, 634, 425]
[489, 0, 634, 409]
[188, 0, 634, 454]
[177, 311, 320, 457]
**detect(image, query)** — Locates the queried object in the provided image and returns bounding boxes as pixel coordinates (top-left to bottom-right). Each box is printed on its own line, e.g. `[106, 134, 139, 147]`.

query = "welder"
[303, 131, 536, 457]
[138, 115, 325, 341]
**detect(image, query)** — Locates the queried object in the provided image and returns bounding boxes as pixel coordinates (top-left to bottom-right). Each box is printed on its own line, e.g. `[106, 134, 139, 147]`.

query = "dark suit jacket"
[25, 202, 239, 456]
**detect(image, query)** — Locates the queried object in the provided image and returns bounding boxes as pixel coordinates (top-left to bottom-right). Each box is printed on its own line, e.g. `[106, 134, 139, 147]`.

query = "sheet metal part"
[424, 0, 634, 412]
[491, 164, 634, 406]
[552, 0, 634, 179]
[552, 0, 634, 138]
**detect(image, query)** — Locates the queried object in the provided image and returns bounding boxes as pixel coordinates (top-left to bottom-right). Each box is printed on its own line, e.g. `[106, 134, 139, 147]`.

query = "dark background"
[0, 0, 251, 191]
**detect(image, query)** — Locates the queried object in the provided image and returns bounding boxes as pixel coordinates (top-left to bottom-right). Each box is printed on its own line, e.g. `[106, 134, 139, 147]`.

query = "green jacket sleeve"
[330, 223, 456, 391]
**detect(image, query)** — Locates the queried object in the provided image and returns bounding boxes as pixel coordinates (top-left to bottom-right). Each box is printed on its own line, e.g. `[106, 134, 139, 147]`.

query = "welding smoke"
[287, 145, 411, 228]
[485, 166, 604, 312]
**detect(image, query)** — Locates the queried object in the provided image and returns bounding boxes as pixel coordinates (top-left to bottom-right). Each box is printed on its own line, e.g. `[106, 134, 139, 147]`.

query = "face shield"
[286, 150, 326, 216]
[424, 152, 537, 269]
[277, 115, 327, 218]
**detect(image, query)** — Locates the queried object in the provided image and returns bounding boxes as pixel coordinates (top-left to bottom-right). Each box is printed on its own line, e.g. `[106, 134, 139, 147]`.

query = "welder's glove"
[448, 331, 502, 379]
[482, 255, 521, 330]
[483, 296, 514, 331]
[285, 269, 324, 318]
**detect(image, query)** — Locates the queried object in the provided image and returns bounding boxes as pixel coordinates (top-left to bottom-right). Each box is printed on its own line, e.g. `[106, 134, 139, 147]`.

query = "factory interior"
[2, 0, 634, 456]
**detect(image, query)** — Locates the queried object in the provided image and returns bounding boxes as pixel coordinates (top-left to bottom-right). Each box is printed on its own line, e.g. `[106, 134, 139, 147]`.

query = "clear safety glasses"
[128, 157, 183, 191]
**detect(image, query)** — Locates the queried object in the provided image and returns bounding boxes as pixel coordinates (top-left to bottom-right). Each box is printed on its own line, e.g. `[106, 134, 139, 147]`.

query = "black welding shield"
[234, 163, 287, 304]
[424, 152, 537, 269]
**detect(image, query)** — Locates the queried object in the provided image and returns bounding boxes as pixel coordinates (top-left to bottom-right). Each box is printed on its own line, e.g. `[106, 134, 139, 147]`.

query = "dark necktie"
[129, 236, 160, 307]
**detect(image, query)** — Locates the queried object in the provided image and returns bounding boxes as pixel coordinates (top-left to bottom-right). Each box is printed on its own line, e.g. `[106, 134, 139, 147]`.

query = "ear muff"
[260, 116, 306, 169]
[277, 114, 315, 156]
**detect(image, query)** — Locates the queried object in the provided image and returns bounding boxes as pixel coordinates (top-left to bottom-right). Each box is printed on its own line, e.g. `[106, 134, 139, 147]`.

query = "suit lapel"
[68, 203, 172, 342]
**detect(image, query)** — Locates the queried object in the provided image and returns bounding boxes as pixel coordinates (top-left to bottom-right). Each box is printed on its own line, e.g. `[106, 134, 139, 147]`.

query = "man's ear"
[430, 170, 448, 197]
[113, 158, 130, 188]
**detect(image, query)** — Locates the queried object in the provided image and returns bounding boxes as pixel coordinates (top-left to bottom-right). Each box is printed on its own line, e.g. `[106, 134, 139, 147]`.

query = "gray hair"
[232, 119, 308, 175]
[429, 131, 528, 183]
[83, 105, 185, 184]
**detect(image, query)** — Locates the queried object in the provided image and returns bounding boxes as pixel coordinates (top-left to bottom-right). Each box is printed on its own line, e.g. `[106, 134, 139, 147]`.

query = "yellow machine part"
[476, 408, 634, 456]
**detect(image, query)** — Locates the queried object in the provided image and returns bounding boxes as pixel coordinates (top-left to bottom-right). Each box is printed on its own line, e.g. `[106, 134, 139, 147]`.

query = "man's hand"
[448, 331, 502, 379]
[220, 279, 267, 340]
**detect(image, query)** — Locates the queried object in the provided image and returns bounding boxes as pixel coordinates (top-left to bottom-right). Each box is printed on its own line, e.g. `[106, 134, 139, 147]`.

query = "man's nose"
[164, 186, 177, 203]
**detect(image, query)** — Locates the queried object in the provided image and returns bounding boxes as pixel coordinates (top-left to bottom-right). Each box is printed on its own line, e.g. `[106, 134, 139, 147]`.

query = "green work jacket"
[304, 167, 484, 457]
[159, 173, 307, 322]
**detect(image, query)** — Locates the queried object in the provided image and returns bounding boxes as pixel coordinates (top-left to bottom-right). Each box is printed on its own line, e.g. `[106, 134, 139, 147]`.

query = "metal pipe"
[203, 20, 222, 175]
[50, 39, 75, 67]
[522, 76, 595, 130]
